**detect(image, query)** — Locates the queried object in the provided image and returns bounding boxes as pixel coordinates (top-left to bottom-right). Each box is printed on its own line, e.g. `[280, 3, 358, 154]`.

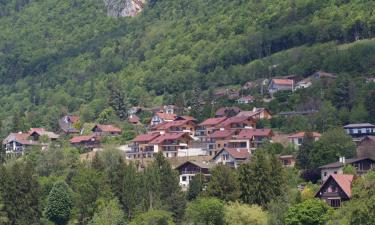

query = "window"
[334, 171, 337, 174]
[330, 199, 341, 208]
[182, 176, 187, 181]
[298, 138, 303, 144]
[324, 172, 327, 177]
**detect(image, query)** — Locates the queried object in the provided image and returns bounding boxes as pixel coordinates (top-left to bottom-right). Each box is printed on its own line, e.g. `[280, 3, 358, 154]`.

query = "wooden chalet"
[357, 136, 375, 159]
[92, 124, 122, 136]
[69, 135, 100, 150]
[315, 174, 354, 208]
[175, 161, 212, 190]
[212, 148, 250, 168]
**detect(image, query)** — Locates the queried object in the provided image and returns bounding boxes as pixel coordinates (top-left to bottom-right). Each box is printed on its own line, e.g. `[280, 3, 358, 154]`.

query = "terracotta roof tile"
[218, 116, 252, 128]
[69, 135, 97, 144]
[331, 174, 354, 198]
[208, 130, 235, 139]
[156, 112, 177, 121]
[93, 124, 122, 133]
[199, 117, 228, 126]
[213, 148, 250, 160]
[150, 133, 190, 144]
[272, 79, 294, 86]
[236, 129, 273, 139]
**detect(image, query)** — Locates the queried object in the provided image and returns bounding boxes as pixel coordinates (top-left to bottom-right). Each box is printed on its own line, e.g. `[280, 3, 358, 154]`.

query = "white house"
[212, 148, 250, 169]
[288, 132, 321, 148]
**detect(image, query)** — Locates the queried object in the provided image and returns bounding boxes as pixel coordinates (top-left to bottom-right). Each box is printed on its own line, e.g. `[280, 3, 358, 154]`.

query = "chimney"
[342, 157, 346, 164]
[252, 107, 257, 112]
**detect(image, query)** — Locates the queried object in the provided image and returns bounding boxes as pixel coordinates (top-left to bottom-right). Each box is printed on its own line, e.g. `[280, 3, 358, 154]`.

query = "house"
[2, 133, 39, 154]
[268, 79, 294, 94]
[207, 130, 236, 156]
[315, 174, 354, 208]
[195, 117, 227, 141]
[215, 107, 241, 117]
[343, 123, 375, 139]
[214, 89, 240, 99]
[217, 116, 256, 130]
[236, 107, 272, 120]
[69, 135, 100, 150]
[295, 78, 312, 90]
[175, 161, 212, 190]
[128, 106, 142, 115]
[212, 148, 250, 168]
[128, 114, 141, 124]
[278, 155, 296, 167]
[242, 81, 255, 90]
[319, 157, 375, 182]
[149, 133, 193, 158]
[288, 132, 321, 148]
[236, 96, 255, 104]
[59, 115, 80, 134]
[154, 119, 197, 135]
[151, 112, 177, 126]
[128, 133, 160, 159]
[357, 136, 375, 159]
[28, 128, 59, 141]
[233, 128, 273, 150]
[92, 124, 122, 136]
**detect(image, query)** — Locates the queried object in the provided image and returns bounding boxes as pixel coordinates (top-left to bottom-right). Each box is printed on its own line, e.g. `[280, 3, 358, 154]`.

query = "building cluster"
[128, 107, 274, 167]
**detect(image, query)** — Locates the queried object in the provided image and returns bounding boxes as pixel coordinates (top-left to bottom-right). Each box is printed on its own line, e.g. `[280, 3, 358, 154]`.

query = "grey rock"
[104, 0, 146, 17]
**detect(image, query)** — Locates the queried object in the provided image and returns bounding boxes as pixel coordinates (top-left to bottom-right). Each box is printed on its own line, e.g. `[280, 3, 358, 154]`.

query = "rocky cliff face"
[104, 0, 146, 17]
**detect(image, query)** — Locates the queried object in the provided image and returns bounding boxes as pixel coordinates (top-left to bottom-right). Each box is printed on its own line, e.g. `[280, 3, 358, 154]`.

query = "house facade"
[212, 148, 250, 168]
[217, 116, 256, 130]
[288, 132, 321, 148]
[343, 123, 375, 138]
[320, 157, 375, 182]
[92, 124, 122, 136]
[151, 112, 177, 126]
[315, 174, 353, 208]
[175, 161, 211, 190]
[278, 155, 296, 167]
[149, 133, 193, 158]
[268, 79, 294, 94]
[69, 135, 100, 150]
[59, 115, 80, 134]
[236, 96, 254, 104]
[195, 117, 227, 142]
[2, 133, 38, 155]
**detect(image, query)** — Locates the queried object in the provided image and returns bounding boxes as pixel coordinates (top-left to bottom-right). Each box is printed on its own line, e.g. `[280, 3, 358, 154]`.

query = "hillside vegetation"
[0, 0, 375, 132]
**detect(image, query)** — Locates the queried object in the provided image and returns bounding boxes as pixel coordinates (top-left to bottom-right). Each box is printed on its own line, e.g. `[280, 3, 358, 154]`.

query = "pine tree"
[45, 181, 73, 225]
[296, 132, 315, 170]
[121, 162, 139, 220]
[207, 164, 240, 202]
[239, 151, 285, 207]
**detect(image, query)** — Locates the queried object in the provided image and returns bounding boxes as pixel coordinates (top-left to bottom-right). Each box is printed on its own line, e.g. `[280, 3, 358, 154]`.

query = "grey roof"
[319, 157, 375, 169]
[175, 160, 213, 170]
[343, 123, 375, 128]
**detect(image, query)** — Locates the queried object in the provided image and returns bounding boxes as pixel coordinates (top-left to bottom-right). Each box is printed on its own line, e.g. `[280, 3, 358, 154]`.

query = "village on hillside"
[2, 72, 375, 210]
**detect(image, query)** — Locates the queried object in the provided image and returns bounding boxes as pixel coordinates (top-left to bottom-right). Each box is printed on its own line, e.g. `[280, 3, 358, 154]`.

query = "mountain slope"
[0, 0, 374, 130]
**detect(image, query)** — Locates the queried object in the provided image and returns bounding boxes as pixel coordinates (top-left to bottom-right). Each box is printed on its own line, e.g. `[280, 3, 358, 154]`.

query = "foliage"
[45, 181, 73, 225]
[239, 151, 286, 207]
[88, 198, 125, 225]
[342, 165, 357, 175]
[0, 162, 41, 225]
[185, 197, 224, 225]
[224, 202, 268, 225]
[284, 199, 333, 225]
[187, 173, 205, 201]
[296, 132, 315, 170]
[128, 210, 175, 225]
[207, 164, 240, 202]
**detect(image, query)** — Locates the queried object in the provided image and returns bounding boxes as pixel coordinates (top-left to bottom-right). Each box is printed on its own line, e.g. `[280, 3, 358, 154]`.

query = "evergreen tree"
[207, 164, 240, 202]
[107, 78, 128, 120]
[187, 173, 205, 201]
[121, 162, 139, 220]
[239, 151, 285, 207]
[45, 181, 73, 225]
[0, 162, 41, 225]
[296, 132, 315, 170]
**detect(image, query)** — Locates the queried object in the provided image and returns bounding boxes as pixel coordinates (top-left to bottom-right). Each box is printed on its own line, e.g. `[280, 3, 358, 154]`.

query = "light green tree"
[224, 202, 268, 225]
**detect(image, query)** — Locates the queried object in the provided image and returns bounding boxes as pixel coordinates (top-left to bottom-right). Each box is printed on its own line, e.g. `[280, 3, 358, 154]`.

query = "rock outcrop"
[104, 0, 146, 17]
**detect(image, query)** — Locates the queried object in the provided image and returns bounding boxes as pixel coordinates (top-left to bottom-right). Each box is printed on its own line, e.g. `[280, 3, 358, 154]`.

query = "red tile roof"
[128, 114, 140, 124]
[2, 133, 38, 145]
[208, 130, 235, 139]
[150, 133, 191, 144]
[236, 129, 273, 139]
[156, 112, 177, 121]
[93, 124, 122, 133]
[29, 128, 59, 139]
[272, 79, 294, 86]
[218, 116, 252, 128]
[156, 120, 190, 130]
[288, 132, 321, 138]
[316, 174, 354, 199]
[132, 133, 160, 142]
[68, 115, 80, 123]
[69, 135, 97, 144]
[176, 116, 197, 121]
[199, 117, 227, 126]
[215, 107, 241, 117]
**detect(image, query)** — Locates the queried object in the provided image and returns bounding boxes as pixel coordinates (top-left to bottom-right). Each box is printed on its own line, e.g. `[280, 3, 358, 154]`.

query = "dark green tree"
[207, 164, 240, 202]
[187, 173, 205, 201]
[45, 181, 73, 225]
[239, 151, 285, 207]
[107, 78, 128, 120]
[185, 197, 224, 225]
[296, 132, 315, 170]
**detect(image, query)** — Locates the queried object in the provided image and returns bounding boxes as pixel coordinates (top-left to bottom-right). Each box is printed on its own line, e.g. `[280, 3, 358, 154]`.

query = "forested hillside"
[0, 0, 375, 133]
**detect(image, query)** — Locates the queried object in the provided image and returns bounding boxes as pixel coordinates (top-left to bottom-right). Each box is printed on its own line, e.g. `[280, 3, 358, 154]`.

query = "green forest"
[0, 0, 375, 136]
